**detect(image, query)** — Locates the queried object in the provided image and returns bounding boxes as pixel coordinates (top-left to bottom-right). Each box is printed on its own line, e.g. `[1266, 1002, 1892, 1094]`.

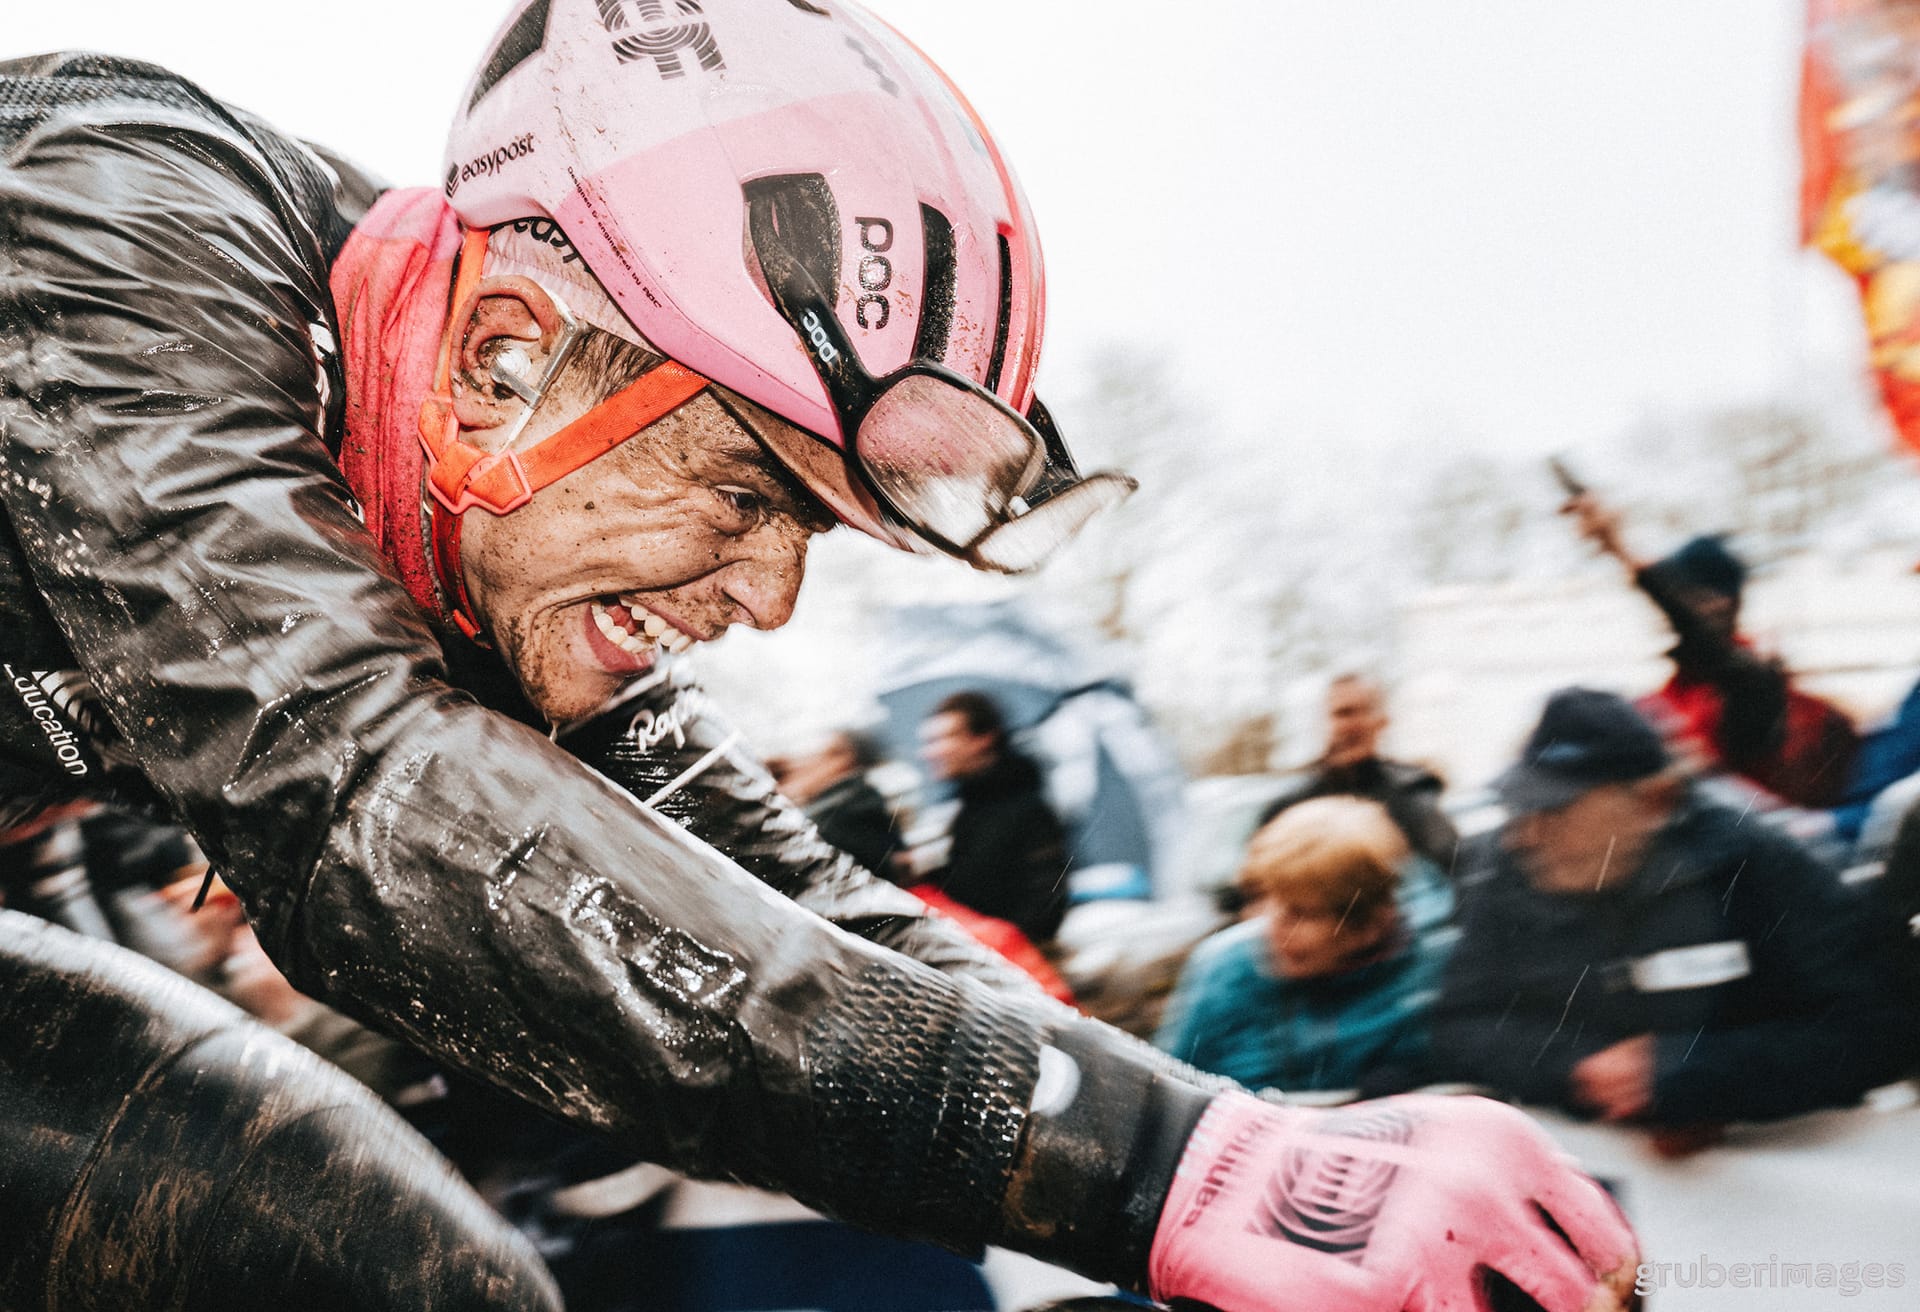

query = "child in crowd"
[1156, 796, 1449, 1096]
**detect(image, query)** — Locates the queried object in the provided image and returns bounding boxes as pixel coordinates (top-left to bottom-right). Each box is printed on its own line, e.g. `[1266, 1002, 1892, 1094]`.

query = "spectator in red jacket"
[1562, 493, 1857, 809]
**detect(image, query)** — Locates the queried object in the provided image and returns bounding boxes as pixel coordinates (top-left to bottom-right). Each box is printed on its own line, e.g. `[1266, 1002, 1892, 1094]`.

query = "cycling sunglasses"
[748, 199, 1134, 573]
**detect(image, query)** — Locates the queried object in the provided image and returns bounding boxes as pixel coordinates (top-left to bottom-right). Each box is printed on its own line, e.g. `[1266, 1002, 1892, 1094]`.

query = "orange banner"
[1802, 0, 1920, 451]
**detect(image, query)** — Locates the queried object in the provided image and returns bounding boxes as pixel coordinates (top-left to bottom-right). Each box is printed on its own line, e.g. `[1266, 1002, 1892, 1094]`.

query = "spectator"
[1433, 688, 1909, 1134]
[1563, 493, 1859, 809]
[1156, 796, 1448, 1096]
[1258, 674, 1458, 872]
[916, 691, 1070, 944]
[774, 729, 903, 880]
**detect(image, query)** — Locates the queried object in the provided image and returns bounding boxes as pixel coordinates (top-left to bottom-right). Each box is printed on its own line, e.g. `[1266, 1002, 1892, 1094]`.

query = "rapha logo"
[622, 684, 709, 754]
[596, 0, 725, 79]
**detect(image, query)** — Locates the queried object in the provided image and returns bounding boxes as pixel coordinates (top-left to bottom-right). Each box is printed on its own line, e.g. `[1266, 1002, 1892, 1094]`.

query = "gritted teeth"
[591, 600, 655, 657]
[593, 597, 696, 656]
[616, 595, 699, 653]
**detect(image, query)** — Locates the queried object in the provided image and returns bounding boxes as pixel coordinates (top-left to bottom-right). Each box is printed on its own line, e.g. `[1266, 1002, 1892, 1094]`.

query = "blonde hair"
[1240, 796, 1407, 918]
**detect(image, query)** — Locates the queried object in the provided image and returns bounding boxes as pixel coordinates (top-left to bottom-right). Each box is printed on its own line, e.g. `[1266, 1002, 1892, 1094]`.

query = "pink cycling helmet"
[442, 0, 1132, 571]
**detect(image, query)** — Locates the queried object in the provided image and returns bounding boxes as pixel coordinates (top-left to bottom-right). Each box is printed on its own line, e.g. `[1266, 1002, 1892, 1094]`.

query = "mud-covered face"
[460, 391, 835, 723]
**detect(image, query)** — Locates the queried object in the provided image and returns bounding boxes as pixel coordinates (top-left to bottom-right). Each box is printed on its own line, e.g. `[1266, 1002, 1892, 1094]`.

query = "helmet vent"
[742, 173, 843, 308]
[468, 0, 552, 112]
[984, 233, 1013, 393]
[912, 204, 956, 363]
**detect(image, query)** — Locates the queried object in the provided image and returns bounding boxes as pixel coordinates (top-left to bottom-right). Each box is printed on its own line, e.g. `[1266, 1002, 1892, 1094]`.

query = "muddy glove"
[1147, 1092, 1639, 1312]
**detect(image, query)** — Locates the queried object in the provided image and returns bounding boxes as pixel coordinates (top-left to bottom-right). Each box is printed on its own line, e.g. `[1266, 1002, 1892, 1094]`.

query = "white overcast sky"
[5, 1, 1874, 457]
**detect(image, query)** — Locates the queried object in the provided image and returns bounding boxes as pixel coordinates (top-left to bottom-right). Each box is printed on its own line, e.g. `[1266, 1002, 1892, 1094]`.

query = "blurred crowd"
[6, 489, 1920, 1304]
[1151, 488, 1920, 1158]
[1157, 673, 1916, 1151]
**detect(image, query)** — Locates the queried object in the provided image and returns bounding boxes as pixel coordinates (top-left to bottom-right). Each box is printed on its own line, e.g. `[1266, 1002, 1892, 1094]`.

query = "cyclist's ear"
[450, 276, 570, 441]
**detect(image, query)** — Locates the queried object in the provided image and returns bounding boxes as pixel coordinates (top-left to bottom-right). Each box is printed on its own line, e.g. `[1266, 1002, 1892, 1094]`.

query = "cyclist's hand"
[1148, 1092, 1639, 1312]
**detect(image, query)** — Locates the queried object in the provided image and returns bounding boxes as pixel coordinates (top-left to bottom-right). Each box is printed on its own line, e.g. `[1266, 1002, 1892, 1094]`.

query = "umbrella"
[872, 603, 1186, 901]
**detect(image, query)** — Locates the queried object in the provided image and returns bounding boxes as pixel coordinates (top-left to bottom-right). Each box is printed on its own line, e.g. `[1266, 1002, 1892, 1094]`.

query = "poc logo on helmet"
[854, 216, 894, 329]
[799, 310, 840, 365]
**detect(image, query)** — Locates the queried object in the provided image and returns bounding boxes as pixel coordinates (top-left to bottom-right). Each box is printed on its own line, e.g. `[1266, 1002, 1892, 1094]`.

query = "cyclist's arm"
[560, 676, 1048, 997]
[0, 108, 1202, 1280]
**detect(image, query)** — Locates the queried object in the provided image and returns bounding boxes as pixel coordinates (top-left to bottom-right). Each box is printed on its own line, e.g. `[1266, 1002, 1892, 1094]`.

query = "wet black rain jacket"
[0, 53, 1211, 1286]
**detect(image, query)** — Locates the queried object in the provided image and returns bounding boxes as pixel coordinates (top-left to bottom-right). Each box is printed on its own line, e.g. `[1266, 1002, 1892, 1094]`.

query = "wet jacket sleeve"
[0, 111, 1213, 1283]
[559, 677, 1042, 996]
[1649, 831, 1907, 1123]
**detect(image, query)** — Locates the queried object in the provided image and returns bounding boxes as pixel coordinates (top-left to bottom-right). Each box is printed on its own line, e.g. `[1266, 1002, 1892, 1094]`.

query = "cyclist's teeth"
[595, 598, 697, 656]
[593, 602, 655, 656]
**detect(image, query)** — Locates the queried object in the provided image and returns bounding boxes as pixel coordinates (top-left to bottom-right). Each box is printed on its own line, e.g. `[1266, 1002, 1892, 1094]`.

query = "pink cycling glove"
[1148, 1092, 1639, 1312]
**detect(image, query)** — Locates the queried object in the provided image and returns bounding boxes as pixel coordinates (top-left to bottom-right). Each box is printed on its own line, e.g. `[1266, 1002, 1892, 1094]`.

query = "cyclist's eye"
[717, 485, 771, 531]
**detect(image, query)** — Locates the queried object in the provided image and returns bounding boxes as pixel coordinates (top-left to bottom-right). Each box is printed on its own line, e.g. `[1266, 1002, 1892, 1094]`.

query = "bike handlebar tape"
[0, 909, 560, 1312]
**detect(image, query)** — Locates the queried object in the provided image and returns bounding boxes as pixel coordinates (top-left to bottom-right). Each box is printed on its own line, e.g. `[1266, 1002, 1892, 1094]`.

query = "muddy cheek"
[495, 615, 559, 704]
[505, 614, 616, 722]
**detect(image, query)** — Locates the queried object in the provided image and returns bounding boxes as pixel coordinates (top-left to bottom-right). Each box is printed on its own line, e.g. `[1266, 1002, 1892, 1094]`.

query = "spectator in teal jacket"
[1156, 797, 1451, 1096]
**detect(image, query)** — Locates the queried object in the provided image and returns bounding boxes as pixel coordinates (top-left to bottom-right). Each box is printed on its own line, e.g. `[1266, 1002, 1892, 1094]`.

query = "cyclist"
[0, 4, 1639, 1307]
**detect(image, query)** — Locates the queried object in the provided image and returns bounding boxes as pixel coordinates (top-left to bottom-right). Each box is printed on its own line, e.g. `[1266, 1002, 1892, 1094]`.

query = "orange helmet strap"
[417, 227, 711, 641]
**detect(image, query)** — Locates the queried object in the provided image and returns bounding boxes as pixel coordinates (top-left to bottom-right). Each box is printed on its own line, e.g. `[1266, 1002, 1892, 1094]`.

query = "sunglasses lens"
[856, 374, 1043, 548]
[968, 472, 1137, 573]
